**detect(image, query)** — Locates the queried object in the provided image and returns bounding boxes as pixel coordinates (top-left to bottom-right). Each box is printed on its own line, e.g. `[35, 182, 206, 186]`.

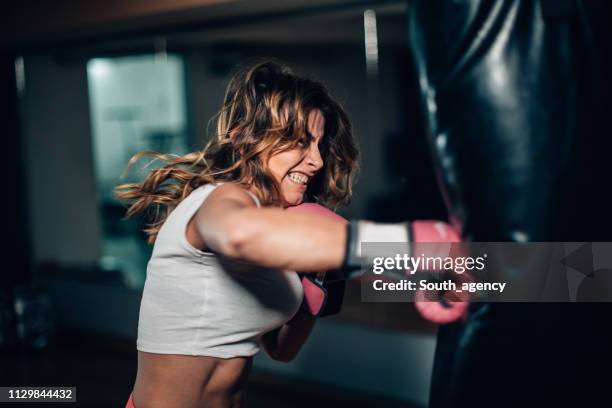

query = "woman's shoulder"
[204, 183, 261, 208]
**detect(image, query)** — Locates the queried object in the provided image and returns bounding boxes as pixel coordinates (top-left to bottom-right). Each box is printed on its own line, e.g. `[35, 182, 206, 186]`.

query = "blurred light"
[88, 59, 111, 79]
[436, 132, 447, 149]
[14, 56, 25, 98]
[363, 9, 379, 77]
[511, 231, 528, 242]
[491, 64, 506, 87]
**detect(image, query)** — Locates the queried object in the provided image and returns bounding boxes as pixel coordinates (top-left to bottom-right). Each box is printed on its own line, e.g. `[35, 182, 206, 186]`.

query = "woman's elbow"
[268, 349, 298, 362]
[220, 215, 259, 258]
[223, 225, 250, 258]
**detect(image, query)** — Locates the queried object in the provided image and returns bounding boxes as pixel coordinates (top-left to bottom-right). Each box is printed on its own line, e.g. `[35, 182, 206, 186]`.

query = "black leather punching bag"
[408, 0, 612, 406]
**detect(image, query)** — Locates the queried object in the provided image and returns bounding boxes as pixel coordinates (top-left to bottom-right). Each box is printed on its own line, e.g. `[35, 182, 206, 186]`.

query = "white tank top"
[136, 183, 303, 358]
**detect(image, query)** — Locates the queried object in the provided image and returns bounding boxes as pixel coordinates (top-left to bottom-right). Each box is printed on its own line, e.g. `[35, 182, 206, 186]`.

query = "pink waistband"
[125, 393, 135, 408]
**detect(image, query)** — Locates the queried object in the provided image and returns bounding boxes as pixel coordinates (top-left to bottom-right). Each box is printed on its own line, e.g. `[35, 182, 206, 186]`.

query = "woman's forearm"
[262, 311, 316, 362]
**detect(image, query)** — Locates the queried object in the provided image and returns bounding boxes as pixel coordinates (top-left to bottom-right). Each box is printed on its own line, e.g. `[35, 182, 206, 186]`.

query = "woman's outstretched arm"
[194, 183, 346, 273]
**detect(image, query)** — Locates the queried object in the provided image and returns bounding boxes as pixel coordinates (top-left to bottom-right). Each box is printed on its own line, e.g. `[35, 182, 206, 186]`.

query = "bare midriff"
[132, 351, 252, 408]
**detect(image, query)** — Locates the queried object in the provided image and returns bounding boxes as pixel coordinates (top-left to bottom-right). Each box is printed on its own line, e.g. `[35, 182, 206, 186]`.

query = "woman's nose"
[306, 143, 323, 170]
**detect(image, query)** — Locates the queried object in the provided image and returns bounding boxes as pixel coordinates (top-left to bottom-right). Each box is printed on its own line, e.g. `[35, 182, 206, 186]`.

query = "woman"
[115, 60, 359, 408]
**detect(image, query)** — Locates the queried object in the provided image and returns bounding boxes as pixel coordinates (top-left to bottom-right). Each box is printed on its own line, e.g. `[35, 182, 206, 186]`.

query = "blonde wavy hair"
[114, 59, 359, 244]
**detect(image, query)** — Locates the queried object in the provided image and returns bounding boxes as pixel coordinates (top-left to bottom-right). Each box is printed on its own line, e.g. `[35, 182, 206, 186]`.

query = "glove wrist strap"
[341, 220, 412, 279]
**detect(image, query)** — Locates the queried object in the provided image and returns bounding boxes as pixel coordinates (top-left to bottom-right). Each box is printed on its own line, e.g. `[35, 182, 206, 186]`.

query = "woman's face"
[267, 109, 325, 207]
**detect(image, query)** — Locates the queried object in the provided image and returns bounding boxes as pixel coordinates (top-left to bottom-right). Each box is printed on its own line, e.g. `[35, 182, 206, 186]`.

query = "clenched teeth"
[288, 172, 308, 184]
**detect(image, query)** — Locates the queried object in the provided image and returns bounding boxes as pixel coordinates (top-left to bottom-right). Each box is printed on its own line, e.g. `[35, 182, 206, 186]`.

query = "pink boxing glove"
[412, 220, 461, 242]
[343, 217, 470, 324]
[412, 220, 470, 324]
[286, 203, 348, 317]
